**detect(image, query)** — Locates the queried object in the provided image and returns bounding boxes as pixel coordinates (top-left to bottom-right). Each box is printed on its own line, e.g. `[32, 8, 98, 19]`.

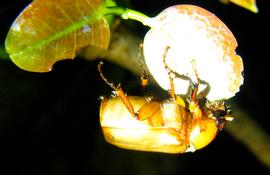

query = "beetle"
[98, 46, 233, 154]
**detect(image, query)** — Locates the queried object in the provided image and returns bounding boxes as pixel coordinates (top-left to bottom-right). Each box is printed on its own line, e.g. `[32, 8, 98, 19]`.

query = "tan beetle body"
[100, 95, 226, 153]
[98, 45, 233, 154]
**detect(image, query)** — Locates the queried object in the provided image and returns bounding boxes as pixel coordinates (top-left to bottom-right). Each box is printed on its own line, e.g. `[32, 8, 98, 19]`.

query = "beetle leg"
[136, 100, 163, 126]
[187, 61, 203, 119]
[190, 60, 212, 101]
[98, 62, 137, 117]
[137, 43, 149, 88]
[190, 60, 200, 104]
[98, 62, 163, 122]
[162, 46, 178, 101]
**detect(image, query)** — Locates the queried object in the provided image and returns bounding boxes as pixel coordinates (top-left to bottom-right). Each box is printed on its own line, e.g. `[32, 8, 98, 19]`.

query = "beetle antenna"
[98, 61, 119, 91]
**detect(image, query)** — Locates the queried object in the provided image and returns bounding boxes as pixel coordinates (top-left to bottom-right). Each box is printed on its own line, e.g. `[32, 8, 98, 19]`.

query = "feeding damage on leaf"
[220, 0, 258, 13]
[5, 0, 110, 72]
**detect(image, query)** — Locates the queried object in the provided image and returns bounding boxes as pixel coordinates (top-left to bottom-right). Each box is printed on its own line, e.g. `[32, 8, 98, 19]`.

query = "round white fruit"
[143, 5, 243, 101]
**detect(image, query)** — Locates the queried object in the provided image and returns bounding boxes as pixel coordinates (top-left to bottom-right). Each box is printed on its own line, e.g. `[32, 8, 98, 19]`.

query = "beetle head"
[204, 100, 233, 130]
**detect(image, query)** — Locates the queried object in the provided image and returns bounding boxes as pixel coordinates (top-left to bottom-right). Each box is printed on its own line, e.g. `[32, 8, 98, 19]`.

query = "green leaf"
[5, 0, 110, 72]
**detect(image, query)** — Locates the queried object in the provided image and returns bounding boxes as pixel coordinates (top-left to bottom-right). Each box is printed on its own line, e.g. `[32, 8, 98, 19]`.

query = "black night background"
[0, 0, 269, 174]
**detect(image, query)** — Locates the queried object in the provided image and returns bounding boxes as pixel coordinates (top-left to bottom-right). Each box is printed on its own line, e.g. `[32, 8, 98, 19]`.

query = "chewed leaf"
[221, 0, 259, 13]
[5, 0, 110, 72]
[230, 0, 258, 13]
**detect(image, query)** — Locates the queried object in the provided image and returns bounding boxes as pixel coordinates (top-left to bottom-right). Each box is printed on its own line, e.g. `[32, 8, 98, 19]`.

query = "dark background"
[0, 0, 269, 174]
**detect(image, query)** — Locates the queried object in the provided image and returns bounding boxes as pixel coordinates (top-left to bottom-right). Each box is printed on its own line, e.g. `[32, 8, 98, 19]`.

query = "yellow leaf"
[230, 0, 259, 13]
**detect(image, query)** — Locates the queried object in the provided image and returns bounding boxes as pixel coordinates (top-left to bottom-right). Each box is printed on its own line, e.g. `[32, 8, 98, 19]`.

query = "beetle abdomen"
[102, 126, 188, 153]
[100, 96, 190, 153]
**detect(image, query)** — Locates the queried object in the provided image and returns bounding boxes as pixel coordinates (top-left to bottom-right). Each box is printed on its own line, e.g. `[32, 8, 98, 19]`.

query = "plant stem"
[102, 6, 154, 27]
[0, 46, 9, 60]
[80, 28, 270, 169]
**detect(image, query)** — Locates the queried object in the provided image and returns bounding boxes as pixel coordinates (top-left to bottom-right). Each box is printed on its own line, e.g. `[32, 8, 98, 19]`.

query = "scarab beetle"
[98, 47, 233, 154]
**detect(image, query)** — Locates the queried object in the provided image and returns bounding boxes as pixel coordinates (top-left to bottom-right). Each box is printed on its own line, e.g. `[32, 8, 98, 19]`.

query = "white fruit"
[143, 5, 244, 101]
